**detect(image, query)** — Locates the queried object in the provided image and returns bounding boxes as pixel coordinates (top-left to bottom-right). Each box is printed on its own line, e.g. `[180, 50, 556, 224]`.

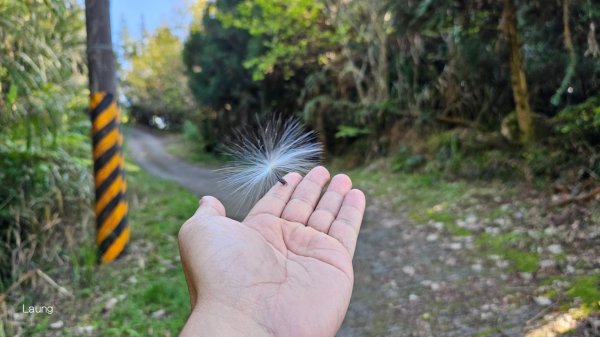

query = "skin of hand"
[178, 166, 366, 337]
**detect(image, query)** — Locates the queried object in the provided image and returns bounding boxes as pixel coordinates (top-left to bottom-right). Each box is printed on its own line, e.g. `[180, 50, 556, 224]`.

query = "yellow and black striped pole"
[85, 0, 129, 263]
[91, 93, 129, 263]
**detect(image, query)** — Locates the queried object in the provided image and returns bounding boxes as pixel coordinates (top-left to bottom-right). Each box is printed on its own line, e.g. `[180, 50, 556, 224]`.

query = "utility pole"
[85, 0, 129, 264]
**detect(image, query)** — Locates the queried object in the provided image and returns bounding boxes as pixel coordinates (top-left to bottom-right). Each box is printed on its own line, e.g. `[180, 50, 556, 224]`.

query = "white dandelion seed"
[218, 117, 323, 214]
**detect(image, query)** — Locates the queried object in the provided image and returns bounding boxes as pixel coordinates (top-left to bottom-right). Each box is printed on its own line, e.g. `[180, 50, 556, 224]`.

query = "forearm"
[180, 301, 273, 337]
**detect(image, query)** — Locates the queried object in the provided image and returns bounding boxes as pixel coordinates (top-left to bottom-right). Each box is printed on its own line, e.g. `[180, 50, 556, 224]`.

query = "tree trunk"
[371, 0, 389, 102]
[551, 0, 576, 106]
[502, 0, 534, 145]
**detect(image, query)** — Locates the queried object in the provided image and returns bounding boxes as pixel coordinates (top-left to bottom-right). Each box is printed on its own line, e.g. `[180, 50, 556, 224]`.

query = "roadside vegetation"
[2, 163, 196, 336]
[1, 0, 92, 314]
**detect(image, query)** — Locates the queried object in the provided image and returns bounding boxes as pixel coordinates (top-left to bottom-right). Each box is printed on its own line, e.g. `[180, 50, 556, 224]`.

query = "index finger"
[245, 172, 303, 220]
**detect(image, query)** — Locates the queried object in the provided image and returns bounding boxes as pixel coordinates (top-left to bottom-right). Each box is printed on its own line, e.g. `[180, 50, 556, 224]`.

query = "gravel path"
[340, 198, 537, 337]
[127, 127, 540, 337]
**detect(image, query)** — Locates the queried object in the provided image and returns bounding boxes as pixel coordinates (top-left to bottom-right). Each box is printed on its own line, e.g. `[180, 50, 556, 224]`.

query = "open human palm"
[179, 166, 366, 337]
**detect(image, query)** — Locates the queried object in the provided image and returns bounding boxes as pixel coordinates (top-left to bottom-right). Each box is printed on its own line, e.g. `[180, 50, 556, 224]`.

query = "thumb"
[194, 196, 226, 218]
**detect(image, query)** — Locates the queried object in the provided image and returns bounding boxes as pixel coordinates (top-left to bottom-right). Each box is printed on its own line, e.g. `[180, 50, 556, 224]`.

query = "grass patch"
[87, 163, 197, 335]
[347, 163, 570, 276]
[346, 166, 477, 237]
[409, 207, 472, 236]
[476, 232, 540, 273]
[347, 168, 468, 212]
[505, 250, 540, 273]
[164, 133, 225, 167]
[26, 162, 199, 336]
[472, 327, 511, 337]
[567, 273, 600, 308]
[485, 206, 511, 220]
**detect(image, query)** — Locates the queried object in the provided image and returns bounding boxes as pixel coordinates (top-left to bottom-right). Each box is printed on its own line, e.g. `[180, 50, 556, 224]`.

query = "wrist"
[180, 300, 273, 337]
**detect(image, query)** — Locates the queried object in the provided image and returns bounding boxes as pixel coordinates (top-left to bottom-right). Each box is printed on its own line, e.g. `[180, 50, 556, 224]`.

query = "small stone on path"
[519, 272, 533, 282]
[539, 259, 556, 269]
[73, 325, 95, 334]
[402, 265, 416, 276]
[50, 320, 64, 329]
[534, 296, 552, 306]
[547, 244, 563, 254]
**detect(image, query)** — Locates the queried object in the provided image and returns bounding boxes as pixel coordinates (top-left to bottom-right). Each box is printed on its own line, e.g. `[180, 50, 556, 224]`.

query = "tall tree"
[550, 0, 576, 106]
[184, 0, 260, 142]
[501, 0, 534, 145]
[122, 26, 196, 129]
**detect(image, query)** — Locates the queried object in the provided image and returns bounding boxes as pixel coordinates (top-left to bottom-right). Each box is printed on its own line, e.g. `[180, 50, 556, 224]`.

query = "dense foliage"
[0, 0, 87, 147]
[183, 0, 600, 173]
[0, 0, 92, 285]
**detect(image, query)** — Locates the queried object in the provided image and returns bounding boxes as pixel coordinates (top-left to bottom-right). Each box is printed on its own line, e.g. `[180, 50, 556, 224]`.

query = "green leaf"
[334, 125, 370, 139]
[7, 83, 17, 105]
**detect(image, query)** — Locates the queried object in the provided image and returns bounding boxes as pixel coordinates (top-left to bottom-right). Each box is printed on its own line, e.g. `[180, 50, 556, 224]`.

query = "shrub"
[554, 95, 600, 144]
[0, 141, 93, 288]
[391, 146, 426, 173]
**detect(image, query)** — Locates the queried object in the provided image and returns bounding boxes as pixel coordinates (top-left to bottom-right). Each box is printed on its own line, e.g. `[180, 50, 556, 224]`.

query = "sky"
[110, 0, 192, 46]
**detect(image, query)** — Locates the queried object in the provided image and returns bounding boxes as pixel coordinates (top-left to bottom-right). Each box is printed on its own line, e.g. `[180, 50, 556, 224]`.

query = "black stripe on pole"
[90, 93, 114, 120]
[93, 117, 118, 147]
[96, 191, 125, 229]
[98, 217, 129, 256]
[95, 166, 122, 201]
[94, 143, 120, 172]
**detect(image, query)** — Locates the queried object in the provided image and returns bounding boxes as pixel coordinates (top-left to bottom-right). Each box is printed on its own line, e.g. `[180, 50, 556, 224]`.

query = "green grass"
[485, 206, 512, 220]
[505, 250, 540, 273]
[476, 232, 540, 273]
[348, 165, 547, 274]
[348, 167, 480, 238]
[26, 162, 199, 336]
[535, 272, 600, 315]
[164, 133, 225, 167]
[85, 163, 197, 336]
[471, 327, 511, 337]
[347, 168, 468, 211]
[568, 273, 600, 308]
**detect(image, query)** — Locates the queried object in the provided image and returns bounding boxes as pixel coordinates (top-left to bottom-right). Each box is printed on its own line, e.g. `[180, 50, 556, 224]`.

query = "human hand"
[178, 166, 366, 337]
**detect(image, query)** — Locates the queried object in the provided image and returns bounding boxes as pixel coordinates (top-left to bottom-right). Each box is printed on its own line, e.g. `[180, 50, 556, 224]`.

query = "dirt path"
[127, 126, 221, 198]
[127, 127, 539, 337]
[127, 127, 245, 219]
[341, 197, 537, 337]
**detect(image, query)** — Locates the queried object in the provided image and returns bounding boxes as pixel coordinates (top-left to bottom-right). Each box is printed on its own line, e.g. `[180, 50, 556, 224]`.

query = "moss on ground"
[476, 232, 540, 273]
[567, 273, 600, 309]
